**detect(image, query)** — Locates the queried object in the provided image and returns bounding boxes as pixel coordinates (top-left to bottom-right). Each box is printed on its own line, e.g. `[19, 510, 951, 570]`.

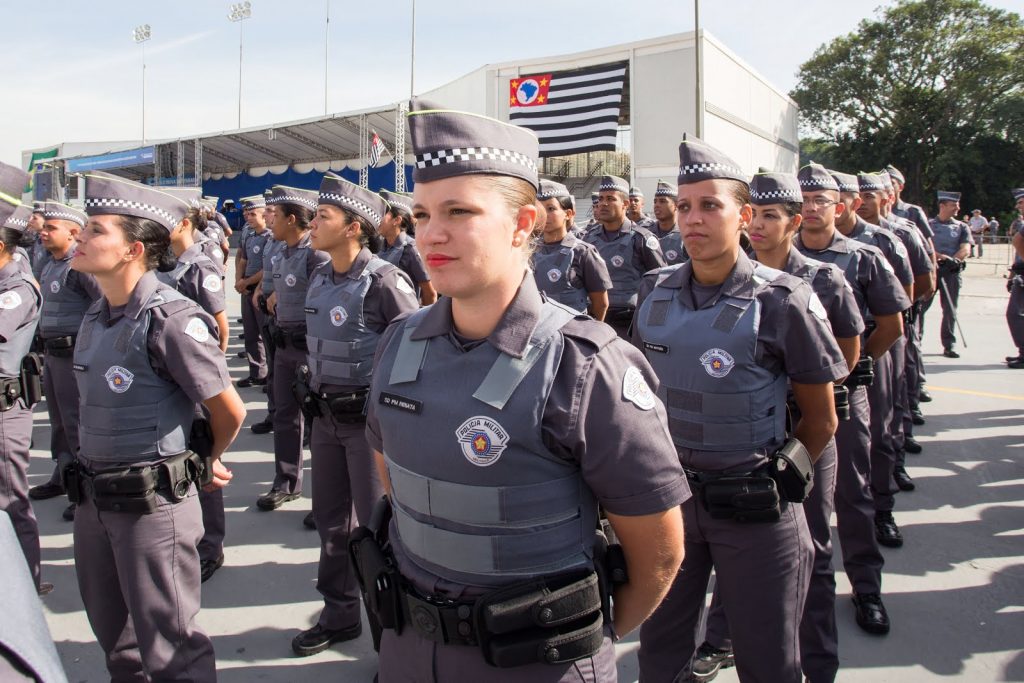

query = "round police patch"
[0, 291, 22, 310]
[285, 273, 297, 287]
[253, 245, 261, 254]
[50, 281, 60, 294]
[329, 305, 347, 327]
[610, 255, 625, 268]
[622, 366, 656, 410]
[184, 318, 210, 343]
[202, 274, 222, 292]
[104, 366, 134, 393]
[645, 236, 659, 251]
[547, 268, 562, 283]
[666, 250, 679, 261]
[456, 416, 509, 467]
[213, 248, 224, 262]
[700, 348, 735, 378]
[808, 293, 828, 321]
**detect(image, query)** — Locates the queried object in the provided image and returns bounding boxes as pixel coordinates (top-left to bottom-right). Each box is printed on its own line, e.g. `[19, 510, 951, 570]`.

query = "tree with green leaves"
[792, 0, 1023, 221]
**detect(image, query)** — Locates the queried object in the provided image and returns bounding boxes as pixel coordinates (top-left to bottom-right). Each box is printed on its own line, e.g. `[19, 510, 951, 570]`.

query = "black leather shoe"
[236, 351, 246, 358]
[257, 490, 300, 511]
[893, 466, 916, 491]
[904, 436, 923, 453]
[875, 511, 903, 548]
[1006, 355, 1023, 363]
[303, 511, 316, 530]
[250, 418, 274, 434]
[37, 582, 54, 597]
[292, 622, 362, 657]
[852, 592, 890, 635]
[943, 348, 960, 358]
[911, 410, 925, 426]
[28, 481, 64, 500]
[62, 503, 76, 522]
[236, 376, 267, 388]
[1009, 358, 1024, 369]
[691, 641, 735, 680]
[201, 554, 224, 583]
[918, 388, 933, 403]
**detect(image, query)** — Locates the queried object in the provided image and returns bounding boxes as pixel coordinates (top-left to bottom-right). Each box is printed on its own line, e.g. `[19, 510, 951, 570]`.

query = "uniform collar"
[0, 259, 20, 281]
[389, 231, 411, 249]
[782, 246, 808, 274]
[99, 270, 161, 324]
[181, 242, 205, 262]
[286, 231, 312, 253]
[343, 247, 373, 280]
[410, 273, 542, 359]
[655, 224, 679, 237]
[560, 234, 577, 248]
[658, 250, 760, 308]
[796, 229, 853, 254]
[597, 219, 636, 240]
[849, 216, 873, 239]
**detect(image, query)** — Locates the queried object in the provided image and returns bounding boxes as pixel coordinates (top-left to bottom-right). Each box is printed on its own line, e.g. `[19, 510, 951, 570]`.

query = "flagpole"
[324, 0, 330, 115]
[694, 0, 704, 138]
[409, 0, 416, 98]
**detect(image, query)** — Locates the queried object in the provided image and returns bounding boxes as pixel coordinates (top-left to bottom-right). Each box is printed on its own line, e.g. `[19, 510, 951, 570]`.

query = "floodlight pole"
[409, 0, 416, 98]
[133, 25, 151, 143]
[228, 2, 252, 129]
[694, 0, 704, 138]
[324, 0, 330, 115]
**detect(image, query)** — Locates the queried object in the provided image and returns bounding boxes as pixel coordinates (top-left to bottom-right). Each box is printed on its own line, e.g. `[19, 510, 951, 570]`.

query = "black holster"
[0, 377, 21, 412]
[694, 471, 781, 523]
[844, 355, 875, 388]
[188, 418, 215, 487]
[350, 497, 403, 634]
[833, 383, 850, 421]
[273, 326, 307, 351]
[606, 307, 635, 327]
[770, 438, 814, 503]
[43, 335, 76, 358]
[292, 365, 323, 420]
[159, 450, 206, 502]
[316, 391, 368, 424]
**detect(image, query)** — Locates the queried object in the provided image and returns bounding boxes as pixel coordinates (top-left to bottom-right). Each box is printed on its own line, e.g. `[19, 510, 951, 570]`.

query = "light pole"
[132, 24, 151, 143]
[228, 1, 252, 129]
[409, 0, 416, 97]
[324, 0, 330, 115]
[694, 0, 703, 138]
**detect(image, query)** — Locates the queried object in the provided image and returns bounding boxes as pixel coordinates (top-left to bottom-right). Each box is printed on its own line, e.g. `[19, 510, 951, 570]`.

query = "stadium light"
[228, 2, 252, 129]
[132, 24, 151, 143]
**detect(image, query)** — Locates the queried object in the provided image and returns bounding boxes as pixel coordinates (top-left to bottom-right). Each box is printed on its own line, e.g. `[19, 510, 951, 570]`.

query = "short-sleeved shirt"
[928, 218, 972, 257]
[774, 248, 865, 340]
[532, 235, 612, 293]
[795, 231, 911, 321]
[892, 199, 933, 242]
[239, 227, 270, 278]
[882, 216, 934, 278]
[164, 243, 226, 317]
[366, 276, 691, 520]
[847, 218, 914, 287]
[969, 215, 988, 234]
[379, 232, 430, 286]
[0, 261, 40, 355]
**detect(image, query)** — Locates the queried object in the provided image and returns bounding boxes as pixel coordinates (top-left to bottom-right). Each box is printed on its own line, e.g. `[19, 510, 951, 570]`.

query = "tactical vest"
[797, 237, 872, 323]
[532, 237, 589, 312]
[637, 264, 789, 460]
[243, 229, 269, 277]
[305, 259, 391, 390]
[930, 219, 965, 257]
[196, 234, 223, 266]
[0, 270, 40, 377]
[261, 239, 284, 295]
[73, 286, 196, 464]
[657, 228, 686, 265]
[39, 252, 91, 338]
[373, 301, 597, 588]
[585, 227, 641, 308]
[378, 232, 414, 267]
[273, 236, 314, 330]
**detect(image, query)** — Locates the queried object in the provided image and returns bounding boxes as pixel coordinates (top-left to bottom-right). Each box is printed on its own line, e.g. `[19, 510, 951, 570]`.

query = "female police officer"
[633, 140, 845, 683]
[290, 174, 419, 657]
[69, 171, 245, 681]
[533, 179, 611, 319]
[361, 99, 689, 682]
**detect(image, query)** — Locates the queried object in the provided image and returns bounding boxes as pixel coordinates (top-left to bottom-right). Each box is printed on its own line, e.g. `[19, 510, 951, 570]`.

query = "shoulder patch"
[0, 290, 22, 310]
[645, 235, 659, 251]
[622, 366, 656, 410]
[202, 274, 222, 292]
[184, 317, 211, 343]
[396, 277, 416, 296]
[808, 293, 828, 321]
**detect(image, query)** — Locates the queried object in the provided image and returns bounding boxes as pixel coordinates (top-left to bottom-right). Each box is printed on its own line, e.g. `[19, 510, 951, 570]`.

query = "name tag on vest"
[73, 363, 88, 372]
[273, 273, 282, 278]
[304, 307, 318, 314]
[644, 342, 670, 354]
[380, 392, 422, 414]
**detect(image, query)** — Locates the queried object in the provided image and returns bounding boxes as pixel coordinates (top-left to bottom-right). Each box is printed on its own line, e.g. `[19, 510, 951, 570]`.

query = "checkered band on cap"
[598, 176, 629, 194]
[84, 197, 178, 226]
[319, 192, 383, 226]
[857, 173, 885, 192]
[1013, 188, 1024, 201]
[537, 180, 570, 201]
[797, 163, 840, 192]
[3, 204, 32, 231]
[415, 147, 537, 174]
[749, 173, 802, 205]
[654, 180, 676, 197]
[885, 165, 905, 185]
[267, 186, 319, 212]
[42, 201, 87, 227]
[32, 201, 45, 214]
[318, 173, 387, 228]
[937, 191, 961, 203]
[828, 171, 859, 193]
[240, 195, 266, 210]
[677, 137, 747, 185]
[629, 187, 644, 198]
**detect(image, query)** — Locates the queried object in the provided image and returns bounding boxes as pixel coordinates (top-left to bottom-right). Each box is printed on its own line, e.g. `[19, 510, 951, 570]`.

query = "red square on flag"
[509, 74, 552, 108]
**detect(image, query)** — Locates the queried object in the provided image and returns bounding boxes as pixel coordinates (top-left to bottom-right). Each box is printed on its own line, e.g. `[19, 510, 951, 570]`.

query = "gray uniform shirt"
[848, 218, 914, 287]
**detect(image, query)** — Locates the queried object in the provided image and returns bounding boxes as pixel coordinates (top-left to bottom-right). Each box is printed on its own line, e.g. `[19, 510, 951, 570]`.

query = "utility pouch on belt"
[43, 335, 76, 358]
[606, 307, 635, 326]
[0, 377, 20, 411]
[770, 438, 814, 503]
[701, 475, 781, 523]
[159, 450, 205, 501]
[833, 383, 850, 421]
[324, 391, 368, 424]
[188, 419, 215, 487]
[350, 497, 402, 632]
[91, 467, 160, 514]
[19, 352, 43, 407]
[845, 355, 874, 388]
[474, 571, 605, 668]
[292, 365, 323, 420]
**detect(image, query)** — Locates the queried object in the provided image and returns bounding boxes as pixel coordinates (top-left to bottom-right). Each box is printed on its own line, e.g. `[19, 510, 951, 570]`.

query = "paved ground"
[30, 251, 1024, 682]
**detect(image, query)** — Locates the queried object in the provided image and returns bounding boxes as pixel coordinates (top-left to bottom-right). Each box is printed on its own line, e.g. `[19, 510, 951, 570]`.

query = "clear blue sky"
[1, 0, 1020, 166]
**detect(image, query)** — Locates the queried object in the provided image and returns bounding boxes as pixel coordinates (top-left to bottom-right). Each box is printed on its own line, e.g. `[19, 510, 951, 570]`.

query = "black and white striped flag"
[508, 61, 627, 157]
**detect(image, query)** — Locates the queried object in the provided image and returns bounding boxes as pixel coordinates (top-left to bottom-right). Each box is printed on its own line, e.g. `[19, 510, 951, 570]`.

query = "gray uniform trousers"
[42, 353, 80, 484]
[937, 271, 962, 350]
[74, 488, 215, 682]
[197, 487, 225, 563]
[379, 625, 617, 683]
[271, 342, 305, 493]
[902, 316, 922, 433]
[0, 399, 41, 587]
[700, 440, 840, 683]
[637, 498, 812, 683]
[888, 336, 908, 461]
[240, 288, 267, 380]
[867, 351, 898, 514]
[834, 386, 884, 595]
[309, 415, 382, 629]
[260, 312, 277, 421]
[1007, 279, 1024, 353]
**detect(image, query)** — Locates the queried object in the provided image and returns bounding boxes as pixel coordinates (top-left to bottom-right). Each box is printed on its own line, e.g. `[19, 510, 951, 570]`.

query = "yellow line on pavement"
[929, 386, 1024, 401]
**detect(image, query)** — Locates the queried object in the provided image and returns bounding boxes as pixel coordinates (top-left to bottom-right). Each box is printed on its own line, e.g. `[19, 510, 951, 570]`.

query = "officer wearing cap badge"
[250, 191, 283, 435]
[360, 98, 688, 682]
[626, 187, 657, 230]
[533, 179, 611, 318]
[235, 194, 271, 386]
[377, 188, 437, 306]
[649, 179, 686, 265]
[68, 171, 245, 681]
[634, 140, 844, 683]
[929, 191, 971, 358]
[1006, 188, 1024, 367]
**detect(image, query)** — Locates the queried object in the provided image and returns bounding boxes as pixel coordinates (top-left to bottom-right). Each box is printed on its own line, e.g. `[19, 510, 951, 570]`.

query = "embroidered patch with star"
[456, 416, 509, 467]
[0, 291, 22, 310]
[622, 366, 656, 410]
[184, 318, 210, 343]
[699, 348, 735, 378]
[285, 273, 297, 287]
[202, 274, 222, 292]
[329, 305, 348, 327]
[104, 366, 134, 393]
[547, 268, 562, 282]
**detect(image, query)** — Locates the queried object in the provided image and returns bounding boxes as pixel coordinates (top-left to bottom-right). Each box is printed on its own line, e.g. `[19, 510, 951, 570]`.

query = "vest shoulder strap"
[388, 307, 433, 386]
[752, 263, 800, 293]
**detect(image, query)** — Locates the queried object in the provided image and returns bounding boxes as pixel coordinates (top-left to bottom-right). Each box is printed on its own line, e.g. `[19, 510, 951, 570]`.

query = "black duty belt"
[311, 390, 368, 424]
[43, 335, 76, 356]
[65, 450, 208, 514]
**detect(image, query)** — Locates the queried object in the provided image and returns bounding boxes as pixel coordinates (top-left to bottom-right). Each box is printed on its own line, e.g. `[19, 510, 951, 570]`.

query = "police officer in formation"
[200, 197, 231, 265]
[649, 180, 686, 265]
[626, 186, 657, 229]
[27, 200, 101, 522]
[633, 141, 844, 683]
[235, 194, 271, 387]
[692, 170, 865, 683]
[533, 179, 611, 318]
[290, 174, 420, 657]
[376, 188, 436, 307]
[929, 191, 972, 358]
[69, 171, 245, 681]
[0, 183, 45, 594]
[583, 175, 665, 336]
[258, 186, 329, 511]
[1006, 188, 1024, 367]
[27, 202, 50, 280]
[358, 99, 688, 681]
[250, 191, 284, 435]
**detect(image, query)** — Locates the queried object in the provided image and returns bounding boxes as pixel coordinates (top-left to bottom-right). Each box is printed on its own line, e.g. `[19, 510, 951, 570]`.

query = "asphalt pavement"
[30, 250, 1024, 682]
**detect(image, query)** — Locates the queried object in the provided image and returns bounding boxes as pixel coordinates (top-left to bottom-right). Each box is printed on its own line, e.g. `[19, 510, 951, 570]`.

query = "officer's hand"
[267, 292, 277, 315]
[204, 459, 234, 492]
[234, 279, 247, 294]
[251, 289, 261, 309]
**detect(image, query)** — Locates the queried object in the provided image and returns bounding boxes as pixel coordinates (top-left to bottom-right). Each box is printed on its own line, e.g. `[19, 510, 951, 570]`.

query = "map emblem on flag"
[510, 75, 551, 107]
